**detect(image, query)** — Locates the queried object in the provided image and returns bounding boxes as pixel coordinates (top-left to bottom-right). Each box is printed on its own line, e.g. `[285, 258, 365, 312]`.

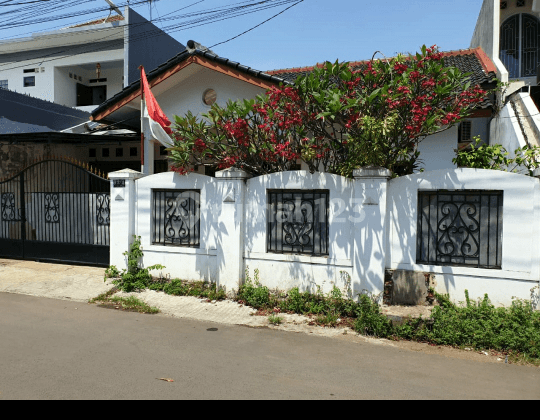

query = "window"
[160, 146, 167, 156]
[267, 190, 329, 256]
[0, 80, 7, 90]
[23, 68, 36, 73]
[89, 78, 107, 83]
[417, 190, 503, 269]
[458, 120, 472, 143]
[89, 148, 96, 158]
[23, 76, 35, 87]
[500, 13, 540, 78]
[152, 189, 200, 247]
[116, 148, 123, 157]
[501, 1, 507, 9]
[130, 147, 138, 157]
[102, 148, 109, 158]
[517, 0, 525, 7]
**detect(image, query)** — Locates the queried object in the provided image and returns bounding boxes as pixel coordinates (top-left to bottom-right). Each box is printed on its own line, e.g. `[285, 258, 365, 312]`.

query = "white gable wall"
[156, 66, 267, 121]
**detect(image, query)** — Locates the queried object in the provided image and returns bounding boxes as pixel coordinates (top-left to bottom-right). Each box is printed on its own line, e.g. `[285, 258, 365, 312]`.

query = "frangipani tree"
[168, 45, 489, 177]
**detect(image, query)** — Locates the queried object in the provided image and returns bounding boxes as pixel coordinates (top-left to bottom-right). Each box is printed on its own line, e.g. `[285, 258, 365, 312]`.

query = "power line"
[0, 0, 301, 72]
[210, 0, 303, 48]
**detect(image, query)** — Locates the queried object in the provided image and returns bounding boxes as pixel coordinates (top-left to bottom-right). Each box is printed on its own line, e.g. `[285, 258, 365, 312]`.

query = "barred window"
[417, 190, 503, 269]
[267, 190, 329, 256]
[152, 190, 200, 247]
[0, 80, 7, 89]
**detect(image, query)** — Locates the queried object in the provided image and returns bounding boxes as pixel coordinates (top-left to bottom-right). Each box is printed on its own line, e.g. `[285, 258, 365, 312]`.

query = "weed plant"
[104, 236, 164, 292]
[237, 269, 540, 361]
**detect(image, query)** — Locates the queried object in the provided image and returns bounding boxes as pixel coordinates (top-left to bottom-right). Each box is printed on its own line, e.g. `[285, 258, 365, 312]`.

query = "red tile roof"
[69, 15, 124, 28]
[267, 47, 497, 86]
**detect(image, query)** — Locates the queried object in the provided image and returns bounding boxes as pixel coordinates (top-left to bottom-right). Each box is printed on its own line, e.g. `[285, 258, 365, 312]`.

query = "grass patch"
[89, 288, 159, 314]
[268, 314, 283, 325]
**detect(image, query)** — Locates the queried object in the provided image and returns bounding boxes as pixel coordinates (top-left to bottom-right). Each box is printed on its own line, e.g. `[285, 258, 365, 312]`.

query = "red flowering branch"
[168, 45, 493, 177]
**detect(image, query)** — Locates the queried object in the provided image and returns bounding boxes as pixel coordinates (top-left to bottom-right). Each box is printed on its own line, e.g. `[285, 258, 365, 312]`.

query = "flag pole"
[139, 65, 144, 173]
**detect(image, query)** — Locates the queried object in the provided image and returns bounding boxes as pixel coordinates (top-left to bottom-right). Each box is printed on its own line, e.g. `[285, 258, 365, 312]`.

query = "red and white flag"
[140, 67, 174, 148]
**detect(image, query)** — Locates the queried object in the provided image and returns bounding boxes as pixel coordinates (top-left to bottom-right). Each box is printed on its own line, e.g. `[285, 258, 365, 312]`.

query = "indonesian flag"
[140, 67, 174, 148]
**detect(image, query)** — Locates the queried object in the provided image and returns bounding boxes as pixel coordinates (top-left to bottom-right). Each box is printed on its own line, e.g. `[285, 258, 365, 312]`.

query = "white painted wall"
[109, 167, 540, 306]
[416, 127, 458, 172]
[134, 172, 219, 283]
[386, 168, 540, 306]
[158, 66, 266, 122]
[244, 171, 355, 295]
[0, 48, 124, 104]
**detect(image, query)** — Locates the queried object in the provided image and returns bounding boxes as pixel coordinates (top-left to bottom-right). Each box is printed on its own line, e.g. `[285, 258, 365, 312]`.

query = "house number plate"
[114, 180, 125, 188]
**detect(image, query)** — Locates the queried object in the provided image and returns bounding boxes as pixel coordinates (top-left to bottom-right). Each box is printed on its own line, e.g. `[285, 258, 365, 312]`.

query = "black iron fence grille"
[267, 189, 329, 256]
[0, 159, 110, 266]
[152, 189, 200, 247]
[417, 190, 503, 269]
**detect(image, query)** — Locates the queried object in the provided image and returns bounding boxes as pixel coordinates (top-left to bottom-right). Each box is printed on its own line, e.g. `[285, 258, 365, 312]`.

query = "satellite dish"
[104, 0, 124, 17]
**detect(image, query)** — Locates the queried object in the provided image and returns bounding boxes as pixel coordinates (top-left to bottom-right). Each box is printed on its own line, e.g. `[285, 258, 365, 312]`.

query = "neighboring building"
[91, 43, 498, 174]
[471, 0, 540, 165]
[0, 6, 184, 113]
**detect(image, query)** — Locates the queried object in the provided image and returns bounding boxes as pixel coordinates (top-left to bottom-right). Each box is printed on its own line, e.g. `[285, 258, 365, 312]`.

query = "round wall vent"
[203, 89, 217, 106]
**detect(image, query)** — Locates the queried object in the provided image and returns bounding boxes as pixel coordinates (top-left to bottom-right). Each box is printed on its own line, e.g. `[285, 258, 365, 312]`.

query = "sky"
[0, 0, 486, 72]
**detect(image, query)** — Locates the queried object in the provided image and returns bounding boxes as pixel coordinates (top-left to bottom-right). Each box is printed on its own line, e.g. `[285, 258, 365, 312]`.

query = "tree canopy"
[168, 45, 489, 177]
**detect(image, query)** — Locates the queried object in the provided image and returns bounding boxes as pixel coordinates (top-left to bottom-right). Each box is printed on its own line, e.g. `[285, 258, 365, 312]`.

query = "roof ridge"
[267, 47, 496, 75]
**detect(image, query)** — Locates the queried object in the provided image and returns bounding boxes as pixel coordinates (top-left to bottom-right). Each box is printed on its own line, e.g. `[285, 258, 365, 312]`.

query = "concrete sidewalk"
[0, 259, 110, 302]
[0, 258, 532, 366]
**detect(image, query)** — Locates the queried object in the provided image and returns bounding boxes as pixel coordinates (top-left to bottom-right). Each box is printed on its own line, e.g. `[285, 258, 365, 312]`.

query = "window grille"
[500, 1, 507, 9]
[267, 190, 329, 256]
[458, 121, 472, 143]
[517, 0, 525, 7]
[152, 189, 200, 247]
[500, 13, 540, 78]
[0, 80, 7, 89]
[23, 76, 35, 87]
[417, 190, 503, 269]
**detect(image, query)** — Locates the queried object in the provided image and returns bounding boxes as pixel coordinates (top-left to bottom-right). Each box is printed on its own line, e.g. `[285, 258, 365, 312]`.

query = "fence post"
[214, 167, 251, 295]
[108, 169, 147, 270]
[352, 166, 391, 302]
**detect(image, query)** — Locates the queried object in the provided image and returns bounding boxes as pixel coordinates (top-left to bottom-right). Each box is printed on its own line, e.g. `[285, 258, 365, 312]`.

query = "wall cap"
[353, 166, 392, 179]
[108, 168, 147, 180]
[215, 167, 252, 180]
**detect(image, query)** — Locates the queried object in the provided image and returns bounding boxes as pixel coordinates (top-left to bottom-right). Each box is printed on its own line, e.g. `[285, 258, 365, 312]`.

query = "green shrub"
[106, 236, 164, 292]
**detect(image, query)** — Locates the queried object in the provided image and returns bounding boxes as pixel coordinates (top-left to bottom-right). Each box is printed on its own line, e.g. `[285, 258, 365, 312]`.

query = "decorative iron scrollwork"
[96, 194, 110, 226]
[1, 193, 21, 222]
[279, 198, 314, 248]
[417, 191, 503, 269]
[45, 193, 60, 223]
[153, 190, 200, 247]
[268, 190, 329, 256]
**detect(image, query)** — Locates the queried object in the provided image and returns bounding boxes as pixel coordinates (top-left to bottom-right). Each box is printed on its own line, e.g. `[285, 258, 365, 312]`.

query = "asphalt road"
[0, 293, 538, 400]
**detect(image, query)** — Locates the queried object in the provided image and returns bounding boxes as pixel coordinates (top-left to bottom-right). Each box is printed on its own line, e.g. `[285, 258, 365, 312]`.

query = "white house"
[0, 6, 184, 113]
[90, 43, 499, 174]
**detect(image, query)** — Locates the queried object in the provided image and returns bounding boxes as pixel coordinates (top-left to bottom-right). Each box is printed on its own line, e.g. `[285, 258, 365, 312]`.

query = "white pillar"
[352, 166, 391, 302]
[108, 169, 147, 270]
[214, 167, 251, 295]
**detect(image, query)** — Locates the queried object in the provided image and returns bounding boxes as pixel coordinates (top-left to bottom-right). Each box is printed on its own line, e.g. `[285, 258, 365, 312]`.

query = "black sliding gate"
[0, 159, 110, 266]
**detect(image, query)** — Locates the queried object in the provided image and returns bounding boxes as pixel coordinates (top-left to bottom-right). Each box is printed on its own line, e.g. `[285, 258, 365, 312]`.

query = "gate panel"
[0, 172, 23, 259]
[0, 159, 110, 266]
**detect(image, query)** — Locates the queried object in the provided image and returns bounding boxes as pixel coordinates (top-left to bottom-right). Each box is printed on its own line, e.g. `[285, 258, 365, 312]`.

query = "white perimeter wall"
[387, 168, 540, 306]
[135, 172, 219, 282]
[244, 171, 355, 295]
